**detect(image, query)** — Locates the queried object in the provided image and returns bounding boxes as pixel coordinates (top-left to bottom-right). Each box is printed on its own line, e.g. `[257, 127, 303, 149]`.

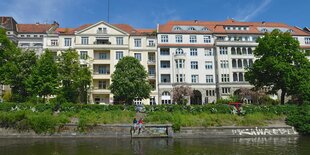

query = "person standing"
[138, 118, 143, 134]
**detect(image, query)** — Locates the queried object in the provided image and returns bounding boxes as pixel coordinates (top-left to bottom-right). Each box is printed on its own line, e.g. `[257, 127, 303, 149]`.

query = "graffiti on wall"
[232, 127, 298, 136]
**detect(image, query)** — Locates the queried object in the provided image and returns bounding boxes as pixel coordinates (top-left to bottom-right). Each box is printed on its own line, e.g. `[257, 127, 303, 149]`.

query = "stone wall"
[0, 124, 298, 138]
[174, 126, 298, 138]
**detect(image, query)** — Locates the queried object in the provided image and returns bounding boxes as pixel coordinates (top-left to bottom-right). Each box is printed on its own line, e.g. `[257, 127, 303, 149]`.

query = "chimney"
[36, 22, 39, 25]
[262, 21, 266, 25]
[194, 20, 198, 23]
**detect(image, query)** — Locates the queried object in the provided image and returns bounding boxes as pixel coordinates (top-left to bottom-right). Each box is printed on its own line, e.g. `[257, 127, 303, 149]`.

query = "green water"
[0, 137, 309, 155]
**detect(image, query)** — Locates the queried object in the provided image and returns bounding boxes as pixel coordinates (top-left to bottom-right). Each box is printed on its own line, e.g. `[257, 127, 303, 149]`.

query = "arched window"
[243, 59, 248, 68]
[239, 73, 244, 81]
[175, 48, 184, 55]
[237, 47, 242, 55]
[233, 73, 238, 82]
[242, 48, 247, 55]
[248, 48, 253, 54]
[249, 59, 253, 67]
[232, 59, 237, 68]
[231, 47, 236, 55]
[287, 29, 294, 33]
[202, 27, 208, 31]
[174, 27, 182, 31]
[238, 59, 242, 68]
[162, 91, 170, 96]
[188, 27, 195, 31]
[261, 28, 268, 32]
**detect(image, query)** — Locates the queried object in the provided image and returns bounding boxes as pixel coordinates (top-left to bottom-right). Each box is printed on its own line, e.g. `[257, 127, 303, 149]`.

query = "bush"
[286, 104, 310, 135]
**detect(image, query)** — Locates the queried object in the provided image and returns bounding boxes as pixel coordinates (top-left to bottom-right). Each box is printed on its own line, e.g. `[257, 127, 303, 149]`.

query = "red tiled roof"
[56, 24, 92, 35]
[17, 24, 53, 33]
[158, 19, 310, 36]
[112, 24, 135, 34]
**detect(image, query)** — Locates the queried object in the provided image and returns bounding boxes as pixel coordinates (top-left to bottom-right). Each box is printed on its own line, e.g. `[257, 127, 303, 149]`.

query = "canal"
[0, 136, 309, 155]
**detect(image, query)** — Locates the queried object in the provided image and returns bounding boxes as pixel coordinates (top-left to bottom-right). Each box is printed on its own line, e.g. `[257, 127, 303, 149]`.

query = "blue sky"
[0, 0, 309, 29]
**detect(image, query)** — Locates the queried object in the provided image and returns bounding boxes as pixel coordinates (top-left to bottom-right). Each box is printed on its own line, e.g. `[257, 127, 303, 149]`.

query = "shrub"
[286, 104, 310, 135]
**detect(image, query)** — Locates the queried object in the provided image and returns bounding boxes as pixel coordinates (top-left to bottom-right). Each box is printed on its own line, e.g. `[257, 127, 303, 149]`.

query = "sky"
[0, 0, 309, 29]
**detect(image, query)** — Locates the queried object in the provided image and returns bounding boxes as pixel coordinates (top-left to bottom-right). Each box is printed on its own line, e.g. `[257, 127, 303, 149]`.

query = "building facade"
[1, 17, 310, 104]
[157, 19, 310, 104]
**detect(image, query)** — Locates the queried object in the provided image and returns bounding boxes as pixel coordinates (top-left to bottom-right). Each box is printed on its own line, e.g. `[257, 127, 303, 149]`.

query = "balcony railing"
[93, 71, 110, 75]
[147, 59, 156, 64]
[147, 43, 156, 47]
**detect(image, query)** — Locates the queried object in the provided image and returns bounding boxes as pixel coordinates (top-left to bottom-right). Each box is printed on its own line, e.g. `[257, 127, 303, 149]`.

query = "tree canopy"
[245, 30, 310, 104]
[109, 56, 152, 104]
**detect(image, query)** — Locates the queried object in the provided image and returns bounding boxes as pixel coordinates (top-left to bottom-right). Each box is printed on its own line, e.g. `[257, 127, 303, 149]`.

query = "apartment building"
[43, 21, 158, 105]
[2, 16, 310, 105]
[157, 19, 310, 104]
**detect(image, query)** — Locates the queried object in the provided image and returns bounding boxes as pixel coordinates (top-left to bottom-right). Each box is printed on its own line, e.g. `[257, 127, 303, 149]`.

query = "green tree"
[0, 28, 37, 101]
[26, 50, 59, 102]
[109, 56, 152, 104]
[245, 30, 310, 104]
[58, 49, 91, 103]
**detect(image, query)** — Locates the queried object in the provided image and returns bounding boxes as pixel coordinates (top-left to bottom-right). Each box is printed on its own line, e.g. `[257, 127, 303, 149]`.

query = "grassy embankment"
[0, 102, 308, 134]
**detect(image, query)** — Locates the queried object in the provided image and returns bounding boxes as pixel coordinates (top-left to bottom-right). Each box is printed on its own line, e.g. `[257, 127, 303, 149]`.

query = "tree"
[57, 49, 91, 103]
[109, 56, 152, 104]
[26, 50, 59, 102]
[245, 30, 310, 104]
[172, 85, 192, 105]
[0, 28, 37, 101]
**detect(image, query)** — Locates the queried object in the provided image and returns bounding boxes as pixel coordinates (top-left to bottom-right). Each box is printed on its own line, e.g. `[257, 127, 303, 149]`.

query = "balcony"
[147, 43, 156, 47]
[147, 59, 156, 65]
[148, 74, 156, 79]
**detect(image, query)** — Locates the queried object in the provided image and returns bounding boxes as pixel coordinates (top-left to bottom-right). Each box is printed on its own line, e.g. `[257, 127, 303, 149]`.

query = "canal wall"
[0, 124, 298, 138]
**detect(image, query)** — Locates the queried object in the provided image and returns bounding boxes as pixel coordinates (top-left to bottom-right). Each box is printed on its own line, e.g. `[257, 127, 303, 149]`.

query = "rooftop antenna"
[107, 0, 110, 23]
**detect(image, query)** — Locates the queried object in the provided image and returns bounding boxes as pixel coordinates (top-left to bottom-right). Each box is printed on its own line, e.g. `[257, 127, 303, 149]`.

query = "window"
[161, 35, 168, 43]
[206, 75, 214, 83]
[134, 38, 141, 47]
[231, 47, 236, 55]
[98, 65, 109, 74]
[190, 48, 198, 56]
[97, 27, 107, 34]
[27, 35, 30, 37]
[134, 53, 142, 61]
[175, 48, 184, 55]
[160, 48, 170, 55]
[64, 38, 71, 46]
[205, 61, 213, 69]
[98, 80, 108, 89]
[220, 60, 229, 68]
[134, 99, 142, 105]
[204, 35, 211, 43]
[21, 35, 24, 37]
[150, 97, 156, 105]
[238, 59, 243, 68]
[232, 59, 237, 68]
[99, 52, 109, 59]
[222, 88, 231, 94]
[233, 72, 238, 82]
[174, 27, 182, 31]
[40, 35, 43, 37]
[219, 47, 228, 55]
[34, 35, 37, 37]
[248, 48, 253, 54]
[116, 37, 123, 45]
[51, 40, 58, 46]
[188, 27, 195, 31]
[175, 59, 185, 68]
[160, 61, 170, 68]
[243, 59, 248, 68]
[96, 37, 110, 44]
[221, 74, 230, 82]
[249, 59, 254, 67]
[305, 38, 310, 44]
[206, 90, 215, 96]
[80, 51, 88, 60]
[191, 61, 198, 69]
[161, 74, 171, 83]
[81, 37, 89, 45]
[116, 51, 123, 60]
[148, 40, 155, 47]
[261, 28, 268, 32]
[190, 35, 197, 43]
[191, 75, 199, 83]
[176, 74, 185, 83]
[204, 48, 213, 56]
[175, 35, 183, 43]
[161, 91, 171, 104]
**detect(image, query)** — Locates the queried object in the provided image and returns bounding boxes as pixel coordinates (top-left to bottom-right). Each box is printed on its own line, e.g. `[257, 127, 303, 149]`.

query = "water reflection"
[0, 136, 309, 155]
